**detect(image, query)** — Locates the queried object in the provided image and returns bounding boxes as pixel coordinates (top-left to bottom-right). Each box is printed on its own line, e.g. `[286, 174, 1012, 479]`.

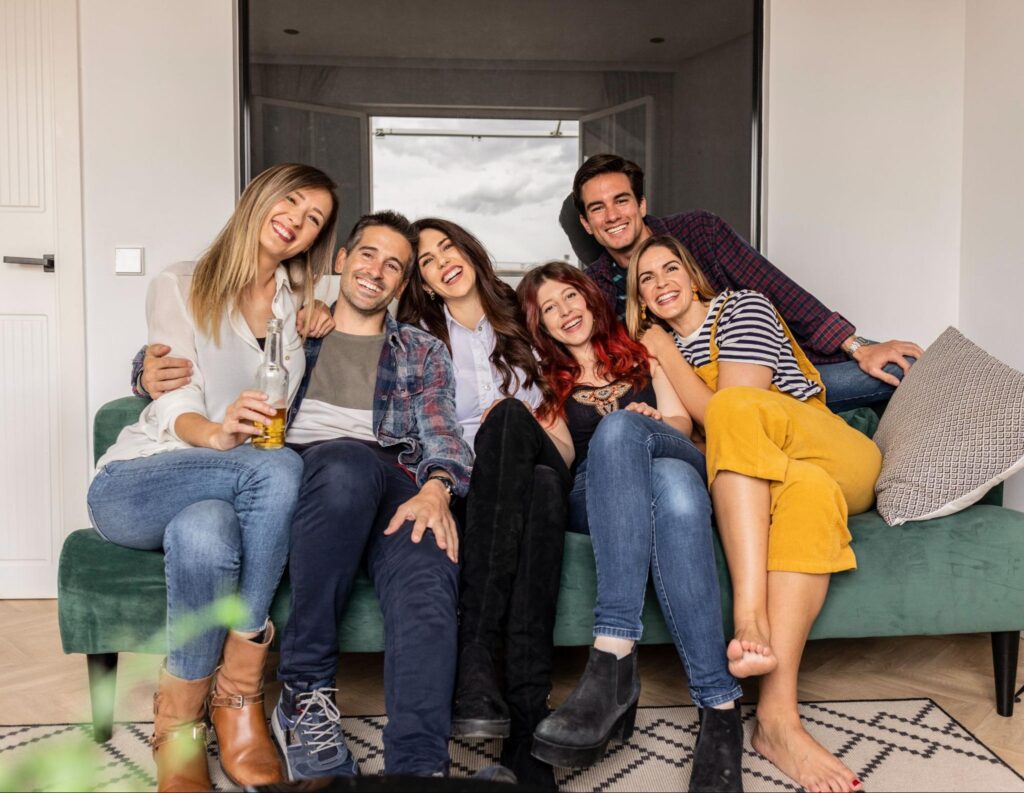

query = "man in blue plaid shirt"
[134, 211, 473, 780]
[566, 154, 923, 412]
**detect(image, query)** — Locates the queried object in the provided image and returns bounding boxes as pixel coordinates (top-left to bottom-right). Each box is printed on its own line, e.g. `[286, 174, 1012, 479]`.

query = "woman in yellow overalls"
[625, 235, 879, 793]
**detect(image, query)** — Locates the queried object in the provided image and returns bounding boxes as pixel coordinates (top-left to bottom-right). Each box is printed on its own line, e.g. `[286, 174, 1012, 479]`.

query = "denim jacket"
[288, 313, 472, 496]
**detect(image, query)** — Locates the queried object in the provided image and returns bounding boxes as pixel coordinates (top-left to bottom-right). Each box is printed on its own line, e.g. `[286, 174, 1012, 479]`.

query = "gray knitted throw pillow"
[873, 327, 1024, 526]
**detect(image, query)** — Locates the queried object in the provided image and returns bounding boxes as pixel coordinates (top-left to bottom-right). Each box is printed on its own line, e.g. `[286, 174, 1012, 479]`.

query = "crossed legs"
[705, 388, 880, 793]
[713, 471, 853, 792]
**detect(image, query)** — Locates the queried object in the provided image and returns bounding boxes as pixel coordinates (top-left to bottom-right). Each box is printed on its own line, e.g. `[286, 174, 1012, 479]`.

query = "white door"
[0, 0, 89, 598]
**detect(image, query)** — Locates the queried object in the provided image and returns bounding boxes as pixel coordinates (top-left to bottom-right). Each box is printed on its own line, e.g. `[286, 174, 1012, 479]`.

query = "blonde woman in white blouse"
[88, 164, 337, 792]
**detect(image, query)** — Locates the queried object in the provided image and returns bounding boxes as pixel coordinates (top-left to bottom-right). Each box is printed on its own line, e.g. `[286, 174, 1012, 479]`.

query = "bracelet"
[426, 472, 455, 500]
[845, 335, 872, 357]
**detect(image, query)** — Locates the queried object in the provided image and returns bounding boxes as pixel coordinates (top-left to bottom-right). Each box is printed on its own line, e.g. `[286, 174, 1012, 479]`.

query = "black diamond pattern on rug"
[1, 700, 1021, 792]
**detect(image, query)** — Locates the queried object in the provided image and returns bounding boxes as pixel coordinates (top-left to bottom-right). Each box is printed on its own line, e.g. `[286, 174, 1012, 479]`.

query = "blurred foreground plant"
[0, 594, 247, 792]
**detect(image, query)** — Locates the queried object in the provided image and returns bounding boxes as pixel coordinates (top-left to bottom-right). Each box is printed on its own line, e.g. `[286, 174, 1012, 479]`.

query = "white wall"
[763, 0, 966, 346]
[80, 0, 236, 456]
[959, 0, 1024, 510]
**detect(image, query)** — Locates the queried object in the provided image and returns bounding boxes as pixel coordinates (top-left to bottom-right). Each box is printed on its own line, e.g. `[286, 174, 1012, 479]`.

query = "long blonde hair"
[190, 163, 338, 343]
[625, 235, 716, 339]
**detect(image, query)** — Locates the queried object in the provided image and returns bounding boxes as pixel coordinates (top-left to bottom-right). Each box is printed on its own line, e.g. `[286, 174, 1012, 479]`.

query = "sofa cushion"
[874, 327, 1024, 525]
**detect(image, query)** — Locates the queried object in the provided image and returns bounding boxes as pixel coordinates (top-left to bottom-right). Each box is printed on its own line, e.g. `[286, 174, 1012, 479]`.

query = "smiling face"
[536, 277, 595, 350]
[336, 224, 413, 316]
[257, 187, 333, 264]
[636, 244, 699, 328]
[578, 172, 649, 255]
[416, 227, 478, 302]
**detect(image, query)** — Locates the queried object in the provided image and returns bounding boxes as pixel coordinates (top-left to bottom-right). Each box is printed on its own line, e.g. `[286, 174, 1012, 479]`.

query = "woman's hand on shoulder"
[296, 300, 335, 337]
[640, 324, 674, 359]
[625, 401, 663, 421]
[208, 390, 277, 450]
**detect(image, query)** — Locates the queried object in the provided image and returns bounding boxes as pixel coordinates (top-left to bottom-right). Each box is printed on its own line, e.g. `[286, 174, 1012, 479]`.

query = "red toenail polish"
[852, 781, 861, 788]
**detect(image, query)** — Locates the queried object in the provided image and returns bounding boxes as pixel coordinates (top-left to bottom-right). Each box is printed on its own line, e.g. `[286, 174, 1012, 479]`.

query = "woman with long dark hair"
[519, 262, 744, 793]
[397, 219, 569, 788]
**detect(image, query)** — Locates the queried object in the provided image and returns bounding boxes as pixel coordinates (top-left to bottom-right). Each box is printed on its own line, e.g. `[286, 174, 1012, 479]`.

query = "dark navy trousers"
[278, 438, 459, 776]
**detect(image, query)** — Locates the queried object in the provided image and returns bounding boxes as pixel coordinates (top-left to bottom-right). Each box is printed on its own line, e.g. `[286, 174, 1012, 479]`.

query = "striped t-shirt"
[673, 290, 822, 401]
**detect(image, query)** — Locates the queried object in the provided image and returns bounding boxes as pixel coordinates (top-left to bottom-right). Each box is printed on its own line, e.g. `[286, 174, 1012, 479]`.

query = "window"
[371, 117, 579, 273]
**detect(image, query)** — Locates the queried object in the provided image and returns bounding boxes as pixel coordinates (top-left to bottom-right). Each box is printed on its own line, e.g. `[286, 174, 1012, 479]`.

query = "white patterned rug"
[1, 700, 1021, 792]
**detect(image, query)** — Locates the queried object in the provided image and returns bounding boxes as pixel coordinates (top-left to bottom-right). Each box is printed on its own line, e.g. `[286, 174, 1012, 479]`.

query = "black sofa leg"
[86, 653, 118, 742]
[991, 631, 1020, 717]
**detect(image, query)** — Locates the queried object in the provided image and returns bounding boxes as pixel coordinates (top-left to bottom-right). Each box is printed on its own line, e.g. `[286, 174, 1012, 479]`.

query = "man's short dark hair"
[344, 210, 419, 274]
[572, 154, 646, 215]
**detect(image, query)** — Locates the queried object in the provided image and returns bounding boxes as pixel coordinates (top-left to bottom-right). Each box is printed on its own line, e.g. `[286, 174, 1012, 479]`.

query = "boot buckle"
[209, 692, 264, 709]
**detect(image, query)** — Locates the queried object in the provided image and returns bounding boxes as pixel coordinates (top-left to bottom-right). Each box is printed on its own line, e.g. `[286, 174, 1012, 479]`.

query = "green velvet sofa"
[59, 397, 1024, 742]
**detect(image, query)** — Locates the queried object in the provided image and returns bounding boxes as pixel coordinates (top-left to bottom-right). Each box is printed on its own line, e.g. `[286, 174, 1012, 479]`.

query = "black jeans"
[460, 399, 571, 730]
[278, 439, 459, 776]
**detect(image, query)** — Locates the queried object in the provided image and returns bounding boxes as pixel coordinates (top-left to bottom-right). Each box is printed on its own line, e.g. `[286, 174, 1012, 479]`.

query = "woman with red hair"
[519, 262, 743, 793]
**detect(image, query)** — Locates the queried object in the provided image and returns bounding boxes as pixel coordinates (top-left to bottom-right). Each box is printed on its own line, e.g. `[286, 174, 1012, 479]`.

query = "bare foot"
[752, 714, 862, 792]
[727, 624, 777, 678]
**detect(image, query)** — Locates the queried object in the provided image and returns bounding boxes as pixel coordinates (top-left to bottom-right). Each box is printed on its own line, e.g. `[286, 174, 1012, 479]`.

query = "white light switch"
[115, 247, 144, 275]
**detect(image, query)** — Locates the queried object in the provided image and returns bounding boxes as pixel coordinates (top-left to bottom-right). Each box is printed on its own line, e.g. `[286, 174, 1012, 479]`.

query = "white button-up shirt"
[97, 261, 305, 469]
[445, 305, 542, 448]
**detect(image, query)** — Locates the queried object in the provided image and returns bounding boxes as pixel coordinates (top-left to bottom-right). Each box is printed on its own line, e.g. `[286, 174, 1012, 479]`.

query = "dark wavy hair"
[397, 217, 544, 398]
[517, 261, 649, 421]
[572, 153, 645, 215]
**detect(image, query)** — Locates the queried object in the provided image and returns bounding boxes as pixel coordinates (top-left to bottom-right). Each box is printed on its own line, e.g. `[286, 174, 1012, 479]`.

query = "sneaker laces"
[293, 687, 345, 754]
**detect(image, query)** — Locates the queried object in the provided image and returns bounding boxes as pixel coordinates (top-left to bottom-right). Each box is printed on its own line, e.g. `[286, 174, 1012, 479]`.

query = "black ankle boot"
[689, 702, 744, 792]
[531, 647, 640, 769]
[451, 643, 510, 737]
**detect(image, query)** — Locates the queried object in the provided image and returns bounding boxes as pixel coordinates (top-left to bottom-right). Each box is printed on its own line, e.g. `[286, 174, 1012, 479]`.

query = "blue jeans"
[568, 411, 742, 708]
[819, 359, 910, 412]
[278, 439, 459, 776]
[87, 445, 303, 680]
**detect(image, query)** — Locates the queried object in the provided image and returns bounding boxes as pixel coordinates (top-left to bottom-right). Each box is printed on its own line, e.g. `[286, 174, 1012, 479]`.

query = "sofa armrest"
[93, 396, 150, 463]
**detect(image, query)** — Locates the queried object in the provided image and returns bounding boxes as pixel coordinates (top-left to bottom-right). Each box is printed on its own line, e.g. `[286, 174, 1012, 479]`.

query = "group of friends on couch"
[88, 155, 922, 792]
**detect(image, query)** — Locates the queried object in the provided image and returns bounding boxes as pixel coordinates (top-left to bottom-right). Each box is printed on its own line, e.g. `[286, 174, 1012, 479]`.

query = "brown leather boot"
[151, 667, 213, 793]
[209, 622, 284, 786]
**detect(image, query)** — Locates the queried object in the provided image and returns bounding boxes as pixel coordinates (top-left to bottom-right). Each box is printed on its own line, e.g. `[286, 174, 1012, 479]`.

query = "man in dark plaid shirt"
[569, 154, 923, 411]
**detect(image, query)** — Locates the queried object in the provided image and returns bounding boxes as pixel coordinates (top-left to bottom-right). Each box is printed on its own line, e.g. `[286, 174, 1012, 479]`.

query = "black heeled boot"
[453, 402, 540, 737]
[531, 646, 641, 769]
[689, 702, 744, 792]
[452, 643, 510, 737]
[502, 465, 567, 790]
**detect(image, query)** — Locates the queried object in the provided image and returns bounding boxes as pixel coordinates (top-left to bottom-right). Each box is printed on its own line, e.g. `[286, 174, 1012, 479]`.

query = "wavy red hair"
[517, 261, 649, 421]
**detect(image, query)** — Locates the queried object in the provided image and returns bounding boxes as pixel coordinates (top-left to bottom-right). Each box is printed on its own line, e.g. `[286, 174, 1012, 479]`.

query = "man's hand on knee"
[851, 339, 924, 387]
[384, 480, 459, 564]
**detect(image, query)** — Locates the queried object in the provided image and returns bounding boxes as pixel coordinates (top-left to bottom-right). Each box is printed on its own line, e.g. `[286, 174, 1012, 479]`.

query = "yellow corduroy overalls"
[694, 295, 882, 574]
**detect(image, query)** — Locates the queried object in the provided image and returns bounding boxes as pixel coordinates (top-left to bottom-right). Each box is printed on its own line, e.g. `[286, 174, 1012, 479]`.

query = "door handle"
[3, 254, 55, 273]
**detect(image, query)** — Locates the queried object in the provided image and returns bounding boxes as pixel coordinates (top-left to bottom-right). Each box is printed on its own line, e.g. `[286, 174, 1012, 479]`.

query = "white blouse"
[96, 261, 305, 470]
[444, 306, 542, 448]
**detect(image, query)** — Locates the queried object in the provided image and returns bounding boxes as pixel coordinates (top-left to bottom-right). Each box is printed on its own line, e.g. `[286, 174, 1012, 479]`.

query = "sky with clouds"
[371, 117, 580, 272]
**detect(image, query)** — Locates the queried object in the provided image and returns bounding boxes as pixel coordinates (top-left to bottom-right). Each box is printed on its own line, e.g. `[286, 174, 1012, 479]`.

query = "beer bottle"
[252, 318, 288, 450]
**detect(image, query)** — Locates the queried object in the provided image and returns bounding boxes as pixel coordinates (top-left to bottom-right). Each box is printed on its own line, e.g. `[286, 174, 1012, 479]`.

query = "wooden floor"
[2, 599, 1021, 777]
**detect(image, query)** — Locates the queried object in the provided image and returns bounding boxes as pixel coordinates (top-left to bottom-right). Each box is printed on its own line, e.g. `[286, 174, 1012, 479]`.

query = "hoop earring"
[640, 303, 647, 321]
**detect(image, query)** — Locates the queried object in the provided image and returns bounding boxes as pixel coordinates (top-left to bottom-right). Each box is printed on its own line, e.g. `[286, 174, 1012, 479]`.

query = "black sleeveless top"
[564, 377, 657, 474]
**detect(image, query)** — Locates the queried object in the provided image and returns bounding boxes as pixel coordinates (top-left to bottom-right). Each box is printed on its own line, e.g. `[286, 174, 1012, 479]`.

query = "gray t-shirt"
[288, 330, 385, 444]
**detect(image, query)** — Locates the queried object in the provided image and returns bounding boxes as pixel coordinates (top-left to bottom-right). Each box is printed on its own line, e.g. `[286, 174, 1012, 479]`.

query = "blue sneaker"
[272, 684, 359, 780]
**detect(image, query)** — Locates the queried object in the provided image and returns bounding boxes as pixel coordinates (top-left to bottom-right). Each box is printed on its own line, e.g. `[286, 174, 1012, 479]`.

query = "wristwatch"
[845, 335, 873, 357]
[426, 472, 456, 500]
